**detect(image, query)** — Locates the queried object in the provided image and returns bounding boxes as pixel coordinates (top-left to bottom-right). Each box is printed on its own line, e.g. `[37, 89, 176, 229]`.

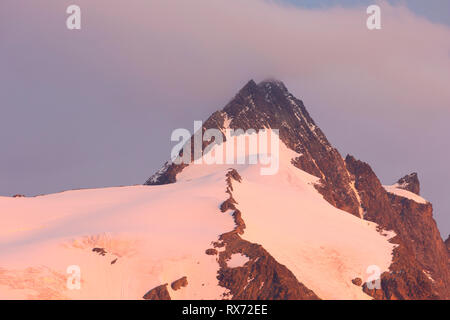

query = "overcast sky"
[1, 0, 449, 237]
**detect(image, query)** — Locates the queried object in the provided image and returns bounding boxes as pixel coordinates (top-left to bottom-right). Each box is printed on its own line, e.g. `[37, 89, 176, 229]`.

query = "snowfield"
[230, 147, 396, 299]
[0, 134, 396, 299]
[383, 184, 427, 204]
[0, 181, 235, 299]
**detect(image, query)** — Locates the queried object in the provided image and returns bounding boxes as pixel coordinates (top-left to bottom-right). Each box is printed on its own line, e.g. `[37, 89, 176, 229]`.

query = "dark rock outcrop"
[143, 284, 171, 300]
[396, 173, 420, 195]
[171, 277, 188, 291]
[214, 169, 319, 300]
[345, 155, 449, 299]
[352, 278, 362, 286]
[216, 235, 319, 300]
[205, 248, 218, 256]
[92, 248, 107, 256]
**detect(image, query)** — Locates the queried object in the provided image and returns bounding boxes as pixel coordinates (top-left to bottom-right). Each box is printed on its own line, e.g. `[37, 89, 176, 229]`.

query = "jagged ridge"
[145, 79, 449, 299]
[145, 79, 362, 217]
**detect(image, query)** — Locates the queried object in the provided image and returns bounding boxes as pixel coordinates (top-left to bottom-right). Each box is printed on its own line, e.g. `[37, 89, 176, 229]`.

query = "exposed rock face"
[352, 278, 362, 286]
[214, 169, 319, 300]
[92, 248, 107, 256]
[171, 277, 188, 291]
[143, 284, 171, 300]
[387, 194, 449, 295]
[216, 235, 319, 300]
[446, 236, 450, 254]
[144, 79, 449, 300]
[345, 156, 449, 299]
[205, 248, 218, 256]
[396, 173, 420, 195]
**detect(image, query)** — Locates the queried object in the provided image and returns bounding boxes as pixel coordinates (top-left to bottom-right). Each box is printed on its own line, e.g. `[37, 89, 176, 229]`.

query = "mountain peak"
[396, 172, 420, 195]
[238, 78, 287, 92]
[219, 79, 312, 133]
[232, 79, 290, 109]
[146, 80, 362, 218]
[258, 78, 289, 92]
[237, 79, 258, 96]
[146, 79, 332, 185]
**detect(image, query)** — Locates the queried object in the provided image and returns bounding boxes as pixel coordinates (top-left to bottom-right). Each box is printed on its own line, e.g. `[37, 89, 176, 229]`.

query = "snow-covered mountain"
[0, 80, 448, 300]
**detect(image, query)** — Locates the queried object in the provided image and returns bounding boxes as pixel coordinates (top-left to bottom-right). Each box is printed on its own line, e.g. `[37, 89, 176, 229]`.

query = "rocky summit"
[146, 79, 450, 300]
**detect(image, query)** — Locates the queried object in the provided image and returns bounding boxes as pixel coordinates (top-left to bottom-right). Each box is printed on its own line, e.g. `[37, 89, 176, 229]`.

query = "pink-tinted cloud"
[74, 0, 450, 114]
